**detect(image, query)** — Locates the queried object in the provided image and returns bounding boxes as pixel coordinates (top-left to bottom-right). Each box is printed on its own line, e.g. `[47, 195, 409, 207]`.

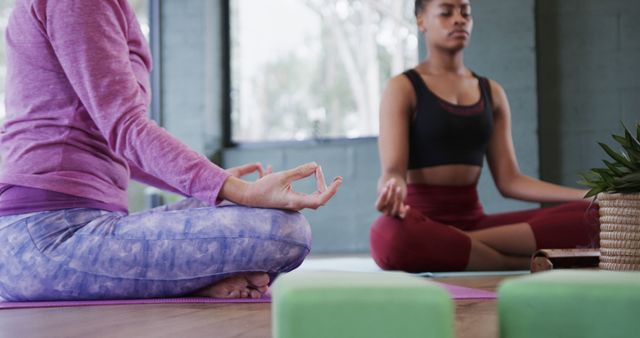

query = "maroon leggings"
[370, 184, 600, 272]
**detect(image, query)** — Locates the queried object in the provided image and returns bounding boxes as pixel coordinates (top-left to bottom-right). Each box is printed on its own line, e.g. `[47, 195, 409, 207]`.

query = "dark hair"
[414, 0, 431, 17]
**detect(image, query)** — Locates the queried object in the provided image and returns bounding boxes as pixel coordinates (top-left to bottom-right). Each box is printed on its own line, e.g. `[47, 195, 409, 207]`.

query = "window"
[230, 0, 418, 143]
[0, 0, 16, 124]
[130, 0, 150, 41]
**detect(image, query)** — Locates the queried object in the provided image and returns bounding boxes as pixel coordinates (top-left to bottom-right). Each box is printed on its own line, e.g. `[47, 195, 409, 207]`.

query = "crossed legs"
[370, 201, 599, 272]
[0, 199, 312, 301]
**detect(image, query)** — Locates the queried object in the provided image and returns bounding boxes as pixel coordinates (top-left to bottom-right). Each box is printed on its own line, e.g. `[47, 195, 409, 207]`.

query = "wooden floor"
[0, 275, 510, 338]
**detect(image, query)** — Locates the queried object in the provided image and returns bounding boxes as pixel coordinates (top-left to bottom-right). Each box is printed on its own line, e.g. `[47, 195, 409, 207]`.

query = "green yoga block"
[272, 271, 453, 338]
[499, 270, 640, 338]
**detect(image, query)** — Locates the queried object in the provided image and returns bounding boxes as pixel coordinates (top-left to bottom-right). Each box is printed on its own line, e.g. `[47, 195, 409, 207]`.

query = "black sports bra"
[403, 69, 494, 169]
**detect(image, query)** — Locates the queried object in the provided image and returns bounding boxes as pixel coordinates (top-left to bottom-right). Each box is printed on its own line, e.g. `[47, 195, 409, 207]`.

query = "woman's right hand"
[220, 162, 342, 211]
[375, 176, 410, 219]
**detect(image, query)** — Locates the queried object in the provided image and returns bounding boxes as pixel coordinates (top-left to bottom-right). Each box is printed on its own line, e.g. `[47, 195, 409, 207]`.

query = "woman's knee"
[370, 212, 471, 272]
[263, 210, 312, 272]
[270, 210, 312, 250]
[370, 214, 418, 270]
[218, 205, 312, 250]
[370, 214, 403, 249]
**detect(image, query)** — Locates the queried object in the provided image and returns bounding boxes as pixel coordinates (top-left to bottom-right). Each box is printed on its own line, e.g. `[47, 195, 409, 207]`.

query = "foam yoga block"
[272, 271, 453, 338]
[498, 270, 640, 338]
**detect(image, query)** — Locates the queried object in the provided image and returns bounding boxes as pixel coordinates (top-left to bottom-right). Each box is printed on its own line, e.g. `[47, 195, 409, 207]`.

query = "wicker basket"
[597, 193, 640, 271]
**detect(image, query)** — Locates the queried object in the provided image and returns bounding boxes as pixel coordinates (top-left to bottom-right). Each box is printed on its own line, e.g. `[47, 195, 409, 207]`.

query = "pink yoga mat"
[437, 282, 496, 300]
[0, 283, 494, 310]
[0, 295, 272, 309]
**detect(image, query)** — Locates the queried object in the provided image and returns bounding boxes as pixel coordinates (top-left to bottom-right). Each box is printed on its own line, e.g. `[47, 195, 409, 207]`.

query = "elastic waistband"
[405, 183, 484, 229]
[406, 183, 478, 195]
[0, 185, 126, 216]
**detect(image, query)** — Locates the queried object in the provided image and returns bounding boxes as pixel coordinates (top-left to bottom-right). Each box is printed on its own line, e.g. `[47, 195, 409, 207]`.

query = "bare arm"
[375, 75, 414, 217]
[486, 80, 588, 202]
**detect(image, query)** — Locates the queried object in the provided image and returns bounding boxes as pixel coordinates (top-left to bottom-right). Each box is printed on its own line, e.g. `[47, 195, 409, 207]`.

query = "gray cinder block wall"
[161, 0, 226, 156]
[537, 0, 640, 186]
[224, 0, 539, 254]
[145, 0, 639, 254]
[128, 0, 226, 211]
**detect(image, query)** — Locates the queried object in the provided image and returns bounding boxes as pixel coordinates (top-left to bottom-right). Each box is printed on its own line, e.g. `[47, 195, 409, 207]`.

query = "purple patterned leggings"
[0, 198, 311, 301]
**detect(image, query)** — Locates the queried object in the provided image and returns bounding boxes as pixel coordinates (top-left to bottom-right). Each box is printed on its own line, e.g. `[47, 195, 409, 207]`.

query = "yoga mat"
[437, 282, 496, 300]
[0, 282, 493, 310]
[419, 270, 530, 278]
[299, 257, 529, 278]
[298, 257, 383, 273]
[0, 294, 272, 310]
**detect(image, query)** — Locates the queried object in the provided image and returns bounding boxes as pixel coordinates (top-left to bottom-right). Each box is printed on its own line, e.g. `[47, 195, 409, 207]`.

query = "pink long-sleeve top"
[0, 0, 230, 214]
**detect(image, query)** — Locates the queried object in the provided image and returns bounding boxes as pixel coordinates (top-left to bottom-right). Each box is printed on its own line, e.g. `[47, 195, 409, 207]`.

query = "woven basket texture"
[597, 193, 640, 271]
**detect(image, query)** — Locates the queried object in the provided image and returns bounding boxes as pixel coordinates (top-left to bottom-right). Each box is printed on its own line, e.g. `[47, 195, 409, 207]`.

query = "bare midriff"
[407, 165, 482, 186]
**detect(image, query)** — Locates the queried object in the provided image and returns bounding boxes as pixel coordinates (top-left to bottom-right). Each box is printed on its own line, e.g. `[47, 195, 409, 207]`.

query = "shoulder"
[29, 0, 136, 44]
[381, 72, 417, 109]
[384, 72, 417, 100]
[387, 72, 415, 90]
[32, 0, 127, 12]
[486, 78, 504, 95]
[31, 0, 130, 24]
[482, 78, 508, 112]
[378, 72, 418, 121]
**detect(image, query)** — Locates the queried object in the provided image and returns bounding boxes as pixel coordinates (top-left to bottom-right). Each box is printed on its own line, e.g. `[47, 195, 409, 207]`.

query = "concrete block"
[499, 270, 640, 338]
[273, 271, 454, 338]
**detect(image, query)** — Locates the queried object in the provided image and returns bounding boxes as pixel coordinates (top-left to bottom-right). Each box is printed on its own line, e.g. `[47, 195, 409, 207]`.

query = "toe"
[249, 289, 263, 299]
[246, 272, 270, 288]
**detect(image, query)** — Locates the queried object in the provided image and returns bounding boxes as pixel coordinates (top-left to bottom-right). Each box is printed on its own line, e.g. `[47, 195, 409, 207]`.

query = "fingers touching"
[284, 162, 319, 181]
[375, 178, 409, 219]
[315, 176, 343, 209]
[264, 165, 273, 177]
[316, 166, 328, 192]
[230, 162, 408, 216]
[280, 162, 343, 210]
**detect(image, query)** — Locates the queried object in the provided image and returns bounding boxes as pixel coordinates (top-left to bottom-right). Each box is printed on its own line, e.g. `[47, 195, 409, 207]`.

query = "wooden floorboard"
[0, 303, 272, 338]
[0, 275, 515, 338]
[439, 276, 506, 338]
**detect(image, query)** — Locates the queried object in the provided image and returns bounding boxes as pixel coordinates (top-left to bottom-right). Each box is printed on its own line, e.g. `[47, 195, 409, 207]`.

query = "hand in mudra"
[375, 177, 410, 219]
[222, 162, 342, 211]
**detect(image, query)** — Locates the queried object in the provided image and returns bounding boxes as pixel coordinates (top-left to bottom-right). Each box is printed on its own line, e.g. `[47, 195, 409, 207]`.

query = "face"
[417, 0, 473, 52]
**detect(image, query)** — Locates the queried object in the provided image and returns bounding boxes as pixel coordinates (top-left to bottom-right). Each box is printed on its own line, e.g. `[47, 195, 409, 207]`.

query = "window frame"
[222, 0, 233, 148]
[149, 0, 162, 125]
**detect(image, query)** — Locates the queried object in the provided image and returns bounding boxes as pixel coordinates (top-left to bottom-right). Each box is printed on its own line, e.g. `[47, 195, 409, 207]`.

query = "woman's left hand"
[375, 177, 410, 219]
[227, 162, 272, 179]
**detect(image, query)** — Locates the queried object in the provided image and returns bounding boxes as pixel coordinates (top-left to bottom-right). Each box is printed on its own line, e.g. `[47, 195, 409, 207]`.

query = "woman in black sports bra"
[370, 0, 599, 272]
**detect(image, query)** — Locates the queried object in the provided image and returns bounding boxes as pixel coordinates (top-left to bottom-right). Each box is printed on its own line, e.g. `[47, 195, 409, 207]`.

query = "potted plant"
[580, 122, 640, 271]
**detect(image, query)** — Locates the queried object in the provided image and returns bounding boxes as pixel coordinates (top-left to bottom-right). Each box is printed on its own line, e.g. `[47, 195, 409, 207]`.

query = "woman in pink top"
[0, 0, 341, 301]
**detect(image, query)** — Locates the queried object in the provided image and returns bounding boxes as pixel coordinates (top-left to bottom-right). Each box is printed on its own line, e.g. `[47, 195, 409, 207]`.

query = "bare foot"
[194, 272, 270, 299]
